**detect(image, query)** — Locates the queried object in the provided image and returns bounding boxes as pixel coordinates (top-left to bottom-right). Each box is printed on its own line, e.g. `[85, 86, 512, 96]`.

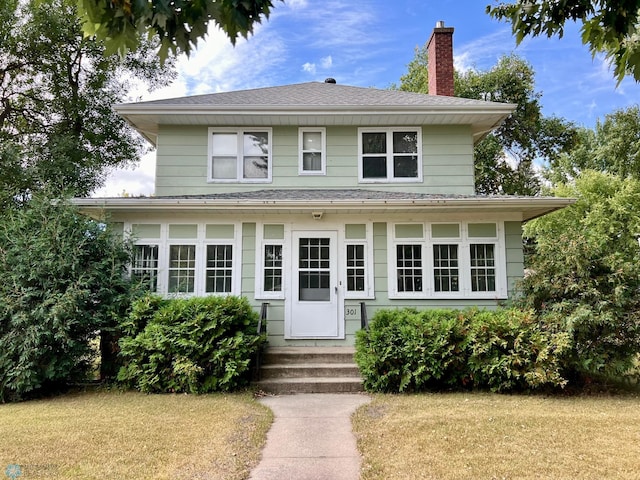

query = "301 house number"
[344, 306, 359, 317]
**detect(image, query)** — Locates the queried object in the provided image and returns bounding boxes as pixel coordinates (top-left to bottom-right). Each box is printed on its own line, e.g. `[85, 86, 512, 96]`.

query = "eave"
[73, 195, 573, 222]
[114, 103, 516, 147]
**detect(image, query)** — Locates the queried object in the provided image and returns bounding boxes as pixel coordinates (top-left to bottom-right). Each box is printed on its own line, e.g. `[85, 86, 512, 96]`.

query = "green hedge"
[117, 295, 266, 393]
[355, 308, 571, 393]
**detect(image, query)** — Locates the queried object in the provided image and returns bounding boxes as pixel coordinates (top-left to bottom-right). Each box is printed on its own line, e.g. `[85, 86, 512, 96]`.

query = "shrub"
[355, 307, 570, 393]
[0, 195, 134, 402]
[355, 309, 470, 392]
[466, 309, 570, 392]
[117, 295, 265, 393]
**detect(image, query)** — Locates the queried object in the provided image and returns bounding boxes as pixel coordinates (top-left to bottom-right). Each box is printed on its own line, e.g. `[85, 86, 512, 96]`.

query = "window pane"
[168, 245, 195, 293]
[303, 131, 322, 151]
[396, 244, 422, 292]
[347, 244, 366, 292]
[363, 156, 387, 178]
[243, 156, 269, 178]
[132, 245, 158, 291]
[471, 244, 496, 292]
[244, 132, 269, 156]
[393, 131, 418, 153]
[303, 152, 322, 171]
[264, 244, 283, 292]
[393, 155, 418, 178]
[362, 132, 386, 154]
[212, 156, 236, 179]
[211, 133, 237, 154]
[206, 244, 233, 293]
[433, 244, 459, 292]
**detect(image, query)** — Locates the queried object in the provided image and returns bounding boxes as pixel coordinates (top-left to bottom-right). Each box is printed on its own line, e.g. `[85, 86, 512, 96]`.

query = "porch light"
[311, 211, 324, 220]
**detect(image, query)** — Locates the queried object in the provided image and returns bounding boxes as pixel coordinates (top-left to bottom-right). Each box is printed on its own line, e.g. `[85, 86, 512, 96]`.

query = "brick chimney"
[427, 21, 455, 96]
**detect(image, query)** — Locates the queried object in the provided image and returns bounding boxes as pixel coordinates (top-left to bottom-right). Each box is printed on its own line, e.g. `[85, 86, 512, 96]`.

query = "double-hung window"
[131, 245, 159, 291]
[359, 127, 422, 182]
[256, 224, 286, 299]
[205, 244, 233, 293]
[209, 128, 272, 182]
[389, 224, 425, 297]
[168, 244, 196, 294]
[299, 128, 326, 175]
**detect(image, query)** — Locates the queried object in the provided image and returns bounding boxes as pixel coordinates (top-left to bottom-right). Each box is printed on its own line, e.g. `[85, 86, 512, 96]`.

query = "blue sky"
[96, 0, 639, 196]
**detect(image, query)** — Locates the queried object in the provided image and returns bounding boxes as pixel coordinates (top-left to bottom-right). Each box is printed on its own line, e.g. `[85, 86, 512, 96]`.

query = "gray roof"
[75, 189, 574, 222]
[126, 82, 508, 109]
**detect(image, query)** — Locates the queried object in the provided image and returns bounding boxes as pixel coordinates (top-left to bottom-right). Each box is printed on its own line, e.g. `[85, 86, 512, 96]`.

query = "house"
[75, 23, 572, 347]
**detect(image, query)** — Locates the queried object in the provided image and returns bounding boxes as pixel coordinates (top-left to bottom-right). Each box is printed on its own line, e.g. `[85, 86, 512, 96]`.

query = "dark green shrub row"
[117, 295, 266, 393]
[355, 308, 571, 393]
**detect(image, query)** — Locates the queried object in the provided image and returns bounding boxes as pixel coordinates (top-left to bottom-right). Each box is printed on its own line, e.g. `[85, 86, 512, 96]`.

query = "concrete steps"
[255, 347, 364, 394]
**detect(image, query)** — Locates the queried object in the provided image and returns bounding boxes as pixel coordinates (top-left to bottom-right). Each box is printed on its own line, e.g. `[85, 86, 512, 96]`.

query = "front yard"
[353, 393, 640, 479]
[0, 391, 272, 479]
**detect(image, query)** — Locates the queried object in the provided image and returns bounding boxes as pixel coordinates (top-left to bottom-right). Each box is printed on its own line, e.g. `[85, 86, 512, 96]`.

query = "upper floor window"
[208, 128, 272, 182]
[299, 128, 326, 175]
[358, 127, 422, 182]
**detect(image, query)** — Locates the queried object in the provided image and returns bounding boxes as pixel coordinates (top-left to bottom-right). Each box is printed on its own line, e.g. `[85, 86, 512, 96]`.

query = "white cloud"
[321, 56, 333, 69]
[303, 62, 316, 74]
[94, 151, 156, 197]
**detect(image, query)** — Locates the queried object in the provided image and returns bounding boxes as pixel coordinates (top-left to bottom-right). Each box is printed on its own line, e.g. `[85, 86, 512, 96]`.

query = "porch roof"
[74, 189, 574, 222]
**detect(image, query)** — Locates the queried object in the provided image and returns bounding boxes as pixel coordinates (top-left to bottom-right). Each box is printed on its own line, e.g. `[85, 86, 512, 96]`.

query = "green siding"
[241, 223, 256, 298]
[505, 221, 524, 296]
[154, 124, 476, 196]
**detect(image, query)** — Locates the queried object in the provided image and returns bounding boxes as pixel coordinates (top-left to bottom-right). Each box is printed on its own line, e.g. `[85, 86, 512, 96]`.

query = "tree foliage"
[520, 171, 640, 379]
[545, 105, 640, 184]
[77, 0, 279, 60]
[0, 195, 135, 402]
[487, 0, 640, 83]
[0, 0, 174, 209]
[397, 51, 577, 195]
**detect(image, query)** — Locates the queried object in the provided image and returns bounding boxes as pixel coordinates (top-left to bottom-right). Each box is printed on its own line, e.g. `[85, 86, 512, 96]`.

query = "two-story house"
[76, 24, 572, 347]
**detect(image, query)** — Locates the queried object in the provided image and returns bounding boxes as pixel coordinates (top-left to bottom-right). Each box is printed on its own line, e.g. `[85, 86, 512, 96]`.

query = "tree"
[546, 105, 640, 184]
[520, 171, 640, 380]
[77, 0, 279, 60]
[487, 0, 640, 83]
[0, 194, 135, 402]
[0, 0, 174, 208]
[397, 51, 577, 195]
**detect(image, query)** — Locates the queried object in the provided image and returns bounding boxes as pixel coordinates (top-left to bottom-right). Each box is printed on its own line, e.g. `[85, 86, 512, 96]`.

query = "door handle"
[334, 286, 338, 293]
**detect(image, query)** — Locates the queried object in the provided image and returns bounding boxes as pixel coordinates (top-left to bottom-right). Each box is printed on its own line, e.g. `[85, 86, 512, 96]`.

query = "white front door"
[288, 230, 341, 338]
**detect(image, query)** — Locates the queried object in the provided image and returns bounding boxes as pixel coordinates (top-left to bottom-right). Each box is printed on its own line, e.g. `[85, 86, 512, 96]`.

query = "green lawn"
[353, 393, 640, 480]
[0, 390, 272, 479]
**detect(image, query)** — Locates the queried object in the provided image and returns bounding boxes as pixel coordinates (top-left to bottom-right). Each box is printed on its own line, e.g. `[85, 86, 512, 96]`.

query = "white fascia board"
[73, 196, 573, 221]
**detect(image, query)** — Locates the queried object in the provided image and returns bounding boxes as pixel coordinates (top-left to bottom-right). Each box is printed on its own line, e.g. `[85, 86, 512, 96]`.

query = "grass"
[0, 390, 272, 479]
[353, 393, 640, 480]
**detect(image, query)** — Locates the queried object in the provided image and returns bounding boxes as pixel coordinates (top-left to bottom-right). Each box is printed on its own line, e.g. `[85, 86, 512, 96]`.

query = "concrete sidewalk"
[249, 393, 371, 480]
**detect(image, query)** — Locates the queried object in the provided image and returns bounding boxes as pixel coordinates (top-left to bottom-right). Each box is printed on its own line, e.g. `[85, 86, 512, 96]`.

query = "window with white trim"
[263, 244, 283, 293]
[205, 244, 233, 293]
[346, 244, 366, 292]
[132, 244, 159, 291]
[470, 243, 496, 292]
[299, 128, 326, 175]
[397, 244, 423, 292]
[209, 128, 272, 182]
[168, 244, 196, 294]
[389, 222, 506, 299]
[359, 127, 422, 182]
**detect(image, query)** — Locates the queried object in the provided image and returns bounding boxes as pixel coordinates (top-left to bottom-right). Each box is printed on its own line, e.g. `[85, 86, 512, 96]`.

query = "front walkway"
[249, 393, 371, 480]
